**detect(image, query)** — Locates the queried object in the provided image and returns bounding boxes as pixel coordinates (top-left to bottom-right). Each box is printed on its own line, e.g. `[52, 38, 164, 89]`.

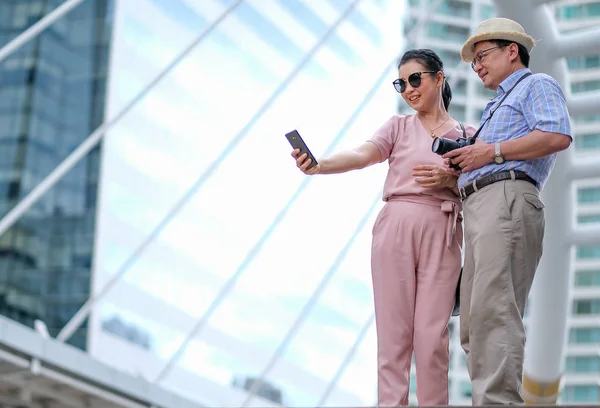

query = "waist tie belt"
[385, 195, 462, 248]
[441, 200, 460, 249]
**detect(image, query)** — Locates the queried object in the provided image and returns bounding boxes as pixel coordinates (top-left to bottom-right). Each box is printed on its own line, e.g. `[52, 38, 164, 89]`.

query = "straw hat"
[460, 17, 536, 62]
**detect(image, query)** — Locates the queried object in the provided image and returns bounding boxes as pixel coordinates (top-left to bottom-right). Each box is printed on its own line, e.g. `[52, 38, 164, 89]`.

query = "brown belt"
[459, 170, 537, 201]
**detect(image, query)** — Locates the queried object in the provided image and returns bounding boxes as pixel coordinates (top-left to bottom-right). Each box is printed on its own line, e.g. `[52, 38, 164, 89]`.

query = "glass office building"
[555, 1, 600, 403]
[0, 0, 114, 350]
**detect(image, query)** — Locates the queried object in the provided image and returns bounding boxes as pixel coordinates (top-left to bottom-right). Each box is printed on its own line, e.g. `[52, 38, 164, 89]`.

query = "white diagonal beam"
[240, 192, 381, 407]
[552, 27, 600, 59]
[58, 0, 359, 345]
[570, 225, 600, 247]
[567, 91, 600, 117]
[317, 312, 375, 407]
[238, 0, 453, 404]
[567, 158, 600, 181]
[0, 1, 244, 242]
[150, 0, 367, 385]
[0, 0, 86, 63]
[532, 0, 560, 5]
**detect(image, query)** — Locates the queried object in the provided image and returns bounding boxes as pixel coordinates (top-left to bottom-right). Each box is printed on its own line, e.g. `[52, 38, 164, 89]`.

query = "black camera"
[431, 136, 475, 170]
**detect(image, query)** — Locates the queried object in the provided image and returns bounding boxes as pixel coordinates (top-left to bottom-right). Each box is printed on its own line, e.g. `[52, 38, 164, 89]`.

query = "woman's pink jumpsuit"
[367, 114, 476, 406]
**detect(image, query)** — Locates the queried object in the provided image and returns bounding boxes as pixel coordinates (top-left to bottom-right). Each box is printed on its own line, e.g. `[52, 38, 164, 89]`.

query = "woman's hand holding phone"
[292, 149, 321, 175]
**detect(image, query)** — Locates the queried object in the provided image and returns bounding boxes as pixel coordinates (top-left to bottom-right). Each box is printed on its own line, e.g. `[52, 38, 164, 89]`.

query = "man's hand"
[442, 140, 495, 173]
[443, 158, 461, 176]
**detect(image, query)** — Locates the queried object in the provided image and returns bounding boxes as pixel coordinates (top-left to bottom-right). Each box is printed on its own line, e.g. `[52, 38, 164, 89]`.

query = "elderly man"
[442, 18, 572, 405]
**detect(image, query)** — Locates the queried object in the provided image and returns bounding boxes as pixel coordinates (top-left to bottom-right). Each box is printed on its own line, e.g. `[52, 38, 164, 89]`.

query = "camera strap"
[470, 71, 533, 141]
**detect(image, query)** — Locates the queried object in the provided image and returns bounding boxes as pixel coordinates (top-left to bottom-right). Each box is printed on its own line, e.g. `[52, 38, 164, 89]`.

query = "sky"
[89, 0, 408, 406]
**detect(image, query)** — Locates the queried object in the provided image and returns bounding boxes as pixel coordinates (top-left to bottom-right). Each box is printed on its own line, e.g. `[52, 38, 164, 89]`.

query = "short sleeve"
[521, 75, 572, 139]
[367, 115, 403, 162]
[463, 123, 479, 139]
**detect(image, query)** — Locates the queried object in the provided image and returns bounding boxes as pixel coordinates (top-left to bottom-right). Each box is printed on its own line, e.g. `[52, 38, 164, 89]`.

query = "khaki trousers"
[460, 176, 545, 405]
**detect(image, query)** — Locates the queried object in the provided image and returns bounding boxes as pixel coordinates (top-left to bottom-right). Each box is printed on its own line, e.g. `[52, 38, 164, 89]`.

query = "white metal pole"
[0, 0, 87, 63]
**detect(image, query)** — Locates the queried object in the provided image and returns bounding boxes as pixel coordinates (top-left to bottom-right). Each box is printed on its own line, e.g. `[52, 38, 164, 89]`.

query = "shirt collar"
[497, 68, 532, 96]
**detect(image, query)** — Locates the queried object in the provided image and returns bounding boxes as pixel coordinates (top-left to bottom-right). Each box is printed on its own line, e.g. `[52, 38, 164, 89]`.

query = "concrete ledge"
[0, 315, 203, 408]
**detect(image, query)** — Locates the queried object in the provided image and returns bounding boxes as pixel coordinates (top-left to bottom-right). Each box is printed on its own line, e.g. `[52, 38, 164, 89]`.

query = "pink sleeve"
[464, 123, 479, 139]
[367, 115, 403, 162]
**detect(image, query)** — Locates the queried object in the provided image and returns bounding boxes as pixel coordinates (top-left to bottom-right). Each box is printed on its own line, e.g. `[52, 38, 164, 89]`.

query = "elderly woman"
[291, 49, 477, 406]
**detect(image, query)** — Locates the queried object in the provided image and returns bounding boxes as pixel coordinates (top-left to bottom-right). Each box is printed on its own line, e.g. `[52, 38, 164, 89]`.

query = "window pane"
[565, 356, 600, 373]
[563, 385, 600, 403]
[576, 245, 600, 259]
[569, 327, 600, 344]
[574, 270, 600, 287]
[573, 299, 600, 315]
[575, 134, 600, 150]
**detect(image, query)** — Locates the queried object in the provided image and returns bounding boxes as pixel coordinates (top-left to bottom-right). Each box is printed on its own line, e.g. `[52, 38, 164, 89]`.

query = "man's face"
[471, 41, 512, 90]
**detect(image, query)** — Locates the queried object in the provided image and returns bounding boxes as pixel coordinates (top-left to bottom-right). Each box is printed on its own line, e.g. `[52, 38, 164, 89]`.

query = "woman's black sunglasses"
[393, 71, 436, 93]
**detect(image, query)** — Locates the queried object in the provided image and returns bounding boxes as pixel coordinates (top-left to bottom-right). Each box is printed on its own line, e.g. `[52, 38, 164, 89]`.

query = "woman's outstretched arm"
[293, 141, 382, 175]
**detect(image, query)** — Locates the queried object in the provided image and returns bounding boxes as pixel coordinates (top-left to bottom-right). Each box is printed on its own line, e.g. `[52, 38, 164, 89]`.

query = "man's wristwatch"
[494, 142, 505, 164]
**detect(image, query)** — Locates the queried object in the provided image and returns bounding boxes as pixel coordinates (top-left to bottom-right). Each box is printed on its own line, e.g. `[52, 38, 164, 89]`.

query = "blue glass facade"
[0, 0, 113, 350]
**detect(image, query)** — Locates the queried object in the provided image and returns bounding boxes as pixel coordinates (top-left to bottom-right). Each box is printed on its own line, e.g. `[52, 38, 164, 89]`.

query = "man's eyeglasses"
[470, 46, 501, 70]
[393, 71, 436, 93]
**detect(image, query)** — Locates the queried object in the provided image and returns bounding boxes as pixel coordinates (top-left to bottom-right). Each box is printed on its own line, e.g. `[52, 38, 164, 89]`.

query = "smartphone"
[285, 129, 318, 170]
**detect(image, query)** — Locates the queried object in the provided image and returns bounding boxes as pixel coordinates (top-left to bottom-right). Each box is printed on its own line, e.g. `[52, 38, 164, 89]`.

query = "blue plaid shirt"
[458, 68, 572, 191]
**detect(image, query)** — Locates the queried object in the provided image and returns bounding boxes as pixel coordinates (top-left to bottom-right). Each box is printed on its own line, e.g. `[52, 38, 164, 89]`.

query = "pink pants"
[371, 198, 462, 406]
